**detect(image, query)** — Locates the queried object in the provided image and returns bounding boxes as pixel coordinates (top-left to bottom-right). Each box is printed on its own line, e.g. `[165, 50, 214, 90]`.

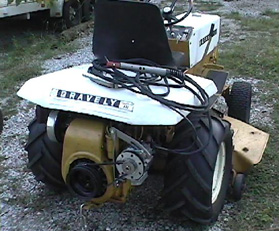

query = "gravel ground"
[0, 102, 234, 231]
[42, 36, 94, 74]
[1, 0, 278, 230]
[220, 0, 279, 17]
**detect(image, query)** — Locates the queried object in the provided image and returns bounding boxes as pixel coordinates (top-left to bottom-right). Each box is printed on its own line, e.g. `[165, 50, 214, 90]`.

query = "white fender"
[17, 64, 217, 125]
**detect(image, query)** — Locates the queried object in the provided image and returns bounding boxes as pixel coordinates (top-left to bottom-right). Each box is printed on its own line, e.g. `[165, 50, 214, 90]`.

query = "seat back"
[93, 0, 174, 66]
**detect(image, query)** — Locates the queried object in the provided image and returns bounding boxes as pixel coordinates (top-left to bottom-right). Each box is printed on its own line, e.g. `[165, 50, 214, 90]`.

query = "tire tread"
[227, 81, 252, 123]
[26, 119, 65, 190]
[162, 116, 232, 224]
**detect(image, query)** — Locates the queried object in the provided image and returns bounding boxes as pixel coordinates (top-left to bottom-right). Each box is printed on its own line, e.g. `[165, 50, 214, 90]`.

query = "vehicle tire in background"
[163, 116, 233, 224]
[82, 0, 95, 22]
[63, 0, 82, 28]
[226, 81, 252, 123]
[25, 119, 66, 190]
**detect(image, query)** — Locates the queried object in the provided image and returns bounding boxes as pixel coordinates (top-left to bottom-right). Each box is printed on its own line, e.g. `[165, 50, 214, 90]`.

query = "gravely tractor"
[17, 0, 269, 225]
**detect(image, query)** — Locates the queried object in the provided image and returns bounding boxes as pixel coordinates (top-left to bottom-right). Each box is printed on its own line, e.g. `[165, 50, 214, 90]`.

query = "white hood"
[17, 64, 217, 125]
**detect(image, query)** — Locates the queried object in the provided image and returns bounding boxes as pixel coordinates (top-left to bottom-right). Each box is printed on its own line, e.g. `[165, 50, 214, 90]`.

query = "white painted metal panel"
[17, 64, 217, 125]
[176, 13, 221, 67]
[0, 1, 47, 18]
[0, 0, 63, 18]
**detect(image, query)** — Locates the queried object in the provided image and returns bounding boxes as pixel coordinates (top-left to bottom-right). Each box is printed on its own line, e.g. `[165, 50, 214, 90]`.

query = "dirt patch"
[220, 0, 279, 17]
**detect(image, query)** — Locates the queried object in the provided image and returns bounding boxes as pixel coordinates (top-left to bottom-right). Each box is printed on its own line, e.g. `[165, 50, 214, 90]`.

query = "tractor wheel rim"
[212, 142, 226, 203]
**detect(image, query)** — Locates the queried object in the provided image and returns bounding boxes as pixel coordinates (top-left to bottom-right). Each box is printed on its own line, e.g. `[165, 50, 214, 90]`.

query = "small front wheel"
[232, 173, 246, 201]
[226, 81, 252, 123]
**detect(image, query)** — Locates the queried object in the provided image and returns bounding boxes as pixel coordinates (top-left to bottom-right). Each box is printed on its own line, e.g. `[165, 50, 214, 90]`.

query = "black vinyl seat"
[92, 0, 176, 66]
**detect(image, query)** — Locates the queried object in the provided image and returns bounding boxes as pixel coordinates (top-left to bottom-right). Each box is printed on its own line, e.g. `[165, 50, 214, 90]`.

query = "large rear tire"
[163, 116, 233, 224]
[25, 119, 66, 190]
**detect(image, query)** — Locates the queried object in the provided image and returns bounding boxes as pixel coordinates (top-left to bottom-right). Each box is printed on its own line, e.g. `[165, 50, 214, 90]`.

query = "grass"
[220, 12, 279, 82]
[0, 32, 77, 116]
[219, 10, 279, 230]
[229, 11, 279, 32]
[194, 0, 223, 12]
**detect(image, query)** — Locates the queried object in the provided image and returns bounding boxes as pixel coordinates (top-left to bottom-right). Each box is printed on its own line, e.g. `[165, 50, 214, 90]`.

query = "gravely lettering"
[54, 89, 133, 112]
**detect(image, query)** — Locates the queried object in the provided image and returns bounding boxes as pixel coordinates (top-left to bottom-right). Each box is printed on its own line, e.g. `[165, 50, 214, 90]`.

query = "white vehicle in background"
[0, 0, 94, 28]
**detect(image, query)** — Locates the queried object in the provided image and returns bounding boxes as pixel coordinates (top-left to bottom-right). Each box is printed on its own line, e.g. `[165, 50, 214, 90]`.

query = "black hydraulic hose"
[89, 59, 210, 112]
[87, 58, 213, 155]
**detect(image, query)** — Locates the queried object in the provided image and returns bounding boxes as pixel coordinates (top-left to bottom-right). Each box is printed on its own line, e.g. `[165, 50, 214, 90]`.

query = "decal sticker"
[50, 88, 134, 112]
[199, 28, 217, 46]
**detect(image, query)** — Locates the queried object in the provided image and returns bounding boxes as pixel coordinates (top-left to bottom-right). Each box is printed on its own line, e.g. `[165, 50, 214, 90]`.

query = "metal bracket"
[109, 127, 153, 159]
[79, 202, 103, 231]
[47, 110, 59, 143]
[110, 127, 153, 186]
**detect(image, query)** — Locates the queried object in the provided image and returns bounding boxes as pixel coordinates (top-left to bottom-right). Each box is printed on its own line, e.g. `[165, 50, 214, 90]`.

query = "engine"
[48, 113, 172, 204]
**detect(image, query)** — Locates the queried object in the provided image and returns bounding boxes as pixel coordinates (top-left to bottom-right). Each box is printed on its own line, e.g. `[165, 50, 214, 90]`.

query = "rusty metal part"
[168, 39, 221, 77]
[221, 84, 230, 99]
[224, 116, 269, 173]
[165, 126, 175, 143]
[168, 39, 190, 66]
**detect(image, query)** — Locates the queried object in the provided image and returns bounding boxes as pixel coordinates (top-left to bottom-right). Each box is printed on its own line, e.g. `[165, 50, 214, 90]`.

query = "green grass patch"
[0, 33, 77, 116]
[227, 11, 243, 20]
[220, 13, 279, 82]
[219, 36, 279, 82]
[220, 12, 279, 231]
[195, 0, 223, 12]
[226, 10, 279, 32]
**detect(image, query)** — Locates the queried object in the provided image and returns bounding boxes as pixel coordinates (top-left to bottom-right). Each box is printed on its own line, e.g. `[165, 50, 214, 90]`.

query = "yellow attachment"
[82, 180, 131, 209]
[62, 118, 131, 204]
[168, 36, 221, 77]
[224, 116, 269, 173]
[110, 180, 132, 203]
[168, 40, 190, 66]
[186, 48, 221, 77]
